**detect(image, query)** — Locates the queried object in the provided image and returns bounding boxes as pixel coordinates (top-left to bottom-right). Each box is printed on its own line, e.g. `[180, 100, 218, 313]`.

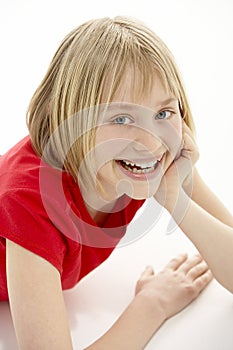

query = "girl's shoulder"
[0, 136, 74, 195]
[0, 136, 43, 192]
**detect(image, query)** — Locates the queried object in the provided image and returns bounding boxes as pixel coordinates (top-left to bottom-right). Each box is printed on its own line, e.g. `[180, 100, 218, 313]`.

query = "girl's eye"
[155, 110, 173, 120]
[113, 115, 132, 125]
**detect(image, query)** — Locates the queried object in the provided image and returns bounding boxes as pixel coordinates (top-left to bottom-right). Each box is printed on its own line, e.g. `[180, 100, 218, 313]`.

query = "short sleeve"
[0, 188, 68, 275]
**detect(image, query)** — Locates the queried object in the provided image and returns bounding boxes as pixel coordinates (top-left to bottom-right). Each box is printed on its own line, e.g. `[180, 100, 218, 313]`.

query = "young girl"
[0, 16, 233, 350]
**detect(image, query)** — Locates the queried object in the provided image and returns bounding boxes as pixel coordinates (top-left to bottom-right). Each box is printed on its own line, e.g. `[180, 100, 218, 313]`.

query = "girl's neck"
[84, 200, 118, 226]
[79, 181, 120, 225]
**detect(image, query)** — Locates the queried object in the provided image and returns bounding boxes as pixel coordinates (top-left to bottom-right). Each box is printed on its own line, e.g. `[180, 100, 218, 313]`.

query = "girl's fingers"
[182, 120, 193, 137]
[165, 253, 188, 271]
[186, 261, 210, 281]
[193, 269, 213, 290]
[182, 133, 194, 152]
[140, 265, 154, 278]
[178, 254, 203, 274]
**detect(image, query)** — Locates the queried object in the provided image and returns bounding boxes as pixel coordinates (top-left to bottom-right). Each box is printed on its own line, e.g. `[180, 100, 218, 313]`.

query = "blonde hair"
[27, 16, 195, 186]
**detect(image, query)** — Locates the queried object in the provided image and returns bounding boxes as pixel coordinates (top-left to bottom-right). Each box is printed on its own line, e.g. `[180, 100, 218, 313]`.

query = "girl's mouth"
[117, 159, 158, 173]
[115, 156, 164, 180]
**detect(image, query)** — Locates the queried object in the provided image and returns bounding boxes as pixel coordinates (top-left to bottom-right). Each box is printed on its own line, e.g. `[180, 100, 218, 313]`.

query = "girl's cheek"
[96, 125, 131, 143]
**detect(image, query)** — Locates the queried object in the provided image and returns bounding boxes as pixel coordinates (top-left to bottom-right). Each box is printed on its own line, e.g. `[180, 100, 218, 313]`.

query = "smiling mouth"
[116, 159, 160, 174]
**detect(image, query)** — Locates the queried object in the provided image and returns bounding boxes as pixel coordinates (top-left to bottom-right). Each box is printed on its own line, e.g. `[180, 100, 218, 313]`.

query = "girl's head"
[27, 16, 195, 198]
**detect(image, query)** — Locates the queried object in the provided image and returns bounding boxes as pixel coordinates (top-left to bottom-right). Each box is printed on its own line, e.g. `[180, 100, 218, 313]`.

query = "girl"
[0, 16, 233, 350]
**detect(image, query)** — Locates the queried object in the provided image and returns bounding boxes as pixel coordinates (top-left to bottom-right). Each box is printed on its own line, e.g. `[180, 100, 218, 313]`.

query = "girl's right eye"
[112, 115, 132, 125]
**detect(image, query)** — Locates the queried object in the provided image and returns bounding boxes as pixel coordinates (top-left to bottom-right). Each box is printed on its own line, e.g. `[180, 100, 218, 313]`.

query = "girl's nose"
[132, 127, 164, 156]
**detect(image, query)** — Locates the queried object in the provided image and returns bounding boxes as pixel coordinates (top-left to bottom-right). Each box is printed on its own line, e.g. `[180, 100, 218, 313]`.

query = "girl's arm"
[154, 121, 233, 293]
[185, 167, 233, 228]
[181, 121, 233, 228]
[164, 189, 233, 293]
[6, 240, 211, 350]
[6, 239, 73, 350]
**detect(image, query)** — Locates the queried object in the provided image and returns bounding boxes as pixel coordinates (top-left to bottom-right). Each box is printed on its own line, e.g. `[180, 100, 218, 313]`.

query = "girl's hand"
[179, 121, 199, 193]
[154, 120, 199, 208]
[135, 254, 213, 321]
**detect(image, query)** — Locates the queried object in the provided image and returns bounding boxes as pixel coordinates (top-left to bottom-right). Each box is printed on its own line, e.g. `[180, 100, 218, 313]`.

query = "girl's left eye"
[155, 110, 173, 120]
[113, 115, 132, 125]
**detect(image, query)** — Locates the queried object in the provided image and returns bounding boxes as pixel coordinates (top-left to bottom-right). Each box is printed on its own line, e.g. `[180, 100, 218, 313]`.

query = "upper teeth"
[123, 160, 158, 169]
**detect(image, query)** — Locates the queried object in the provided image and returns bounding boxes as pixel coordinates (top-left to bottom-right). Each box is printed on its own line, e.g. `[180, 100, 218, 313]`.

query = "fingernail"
[180, 253, 188, 257]
[195, 254, 202, 258]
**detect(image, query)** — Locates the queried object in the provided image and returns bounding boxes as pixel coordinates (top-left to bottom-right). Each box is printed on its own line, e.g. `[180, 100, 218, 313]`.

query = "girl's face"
[89, 74, 182, 202]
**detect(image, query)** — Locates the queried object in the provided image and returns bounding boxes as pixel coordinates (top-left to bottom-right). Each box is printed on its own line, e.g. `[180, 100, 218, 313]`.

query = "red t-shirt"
[0, 136, 145, 301]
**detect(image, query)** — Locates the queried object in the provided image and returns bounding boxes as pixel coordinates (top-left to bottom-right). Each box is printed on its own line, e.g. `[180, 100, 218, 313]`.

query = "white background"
[0, 0, 232, 212]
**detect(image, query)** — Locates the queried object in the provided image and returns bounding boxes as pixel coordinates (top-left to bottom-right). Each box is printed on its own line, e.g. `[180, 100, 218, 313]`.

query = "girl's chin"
[126, 191, 157, 200]
[117, 182, 161, 200]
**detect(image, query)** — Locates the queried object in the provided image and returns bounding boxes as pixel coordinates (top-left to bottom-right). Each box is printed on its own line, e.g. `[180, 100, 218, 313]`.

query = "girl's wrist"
[164, 188, 192, 221]
[135, 289, 167, 324]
